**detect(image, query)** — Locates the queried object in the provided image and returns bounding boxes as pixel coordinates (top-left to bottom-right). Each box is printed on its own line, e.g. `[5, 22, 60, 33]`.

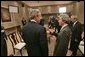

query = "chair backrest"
[7, 31, 25, 55]
[8, 31, 24, 46]
[8, 32, 19, 46]
[16, 31, 24, 42]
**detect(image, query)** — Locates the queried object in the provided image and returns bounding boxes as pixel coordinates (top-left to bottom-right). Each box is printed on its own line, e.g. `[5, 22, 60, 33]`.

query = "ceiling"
[21, 1, 73, 7]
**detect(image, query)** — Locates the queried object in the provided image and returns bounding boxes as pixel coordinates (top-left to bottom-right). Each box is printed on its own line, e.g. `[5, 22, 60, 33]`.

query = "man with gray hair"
[49, 14, 72, 56]
[21, 9, 48, 56]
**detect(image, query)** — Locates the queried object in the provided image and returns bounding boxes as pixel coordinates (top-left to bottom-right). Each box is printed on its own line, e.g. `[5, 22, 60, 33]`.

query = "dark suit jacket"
[54, 25, 72, 56]
[21, 21, 48, 56]
[71, 21, 82, 42]
[1, 26, 7, 56]
[39, 19, 44, 26]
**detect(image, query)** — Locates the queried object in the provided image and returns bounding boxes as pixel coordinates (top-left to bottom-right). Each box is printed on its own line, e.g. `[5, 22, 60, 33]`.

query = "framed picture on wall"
[1, 7, 11, 22]
[9, 5, 19, 13]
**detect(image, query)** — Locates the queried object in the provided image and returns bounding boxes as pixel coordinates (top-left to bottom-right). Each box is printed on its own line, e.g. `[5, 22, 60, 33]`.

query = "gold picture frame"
[1, 7, 11, 22]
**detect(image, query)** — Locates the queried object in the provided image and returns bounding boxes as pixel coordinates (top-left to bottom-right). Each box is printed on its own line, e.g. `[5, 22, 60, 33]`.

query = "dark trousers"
[1, 41, 7, 56]
[70, 41, 80, 56]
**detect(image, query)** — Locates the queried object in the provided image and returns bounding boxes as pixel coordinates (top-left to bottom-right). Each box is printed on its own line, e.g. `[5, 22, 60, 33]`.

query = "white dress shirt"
[73, 21, 78, 27]
[30, 19, 37, 23]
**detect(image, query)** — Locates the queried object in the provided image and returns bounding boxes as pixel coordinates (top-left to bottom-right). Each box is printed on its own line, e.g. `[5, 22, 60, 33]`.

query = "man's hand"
[49, 29, 55, 34]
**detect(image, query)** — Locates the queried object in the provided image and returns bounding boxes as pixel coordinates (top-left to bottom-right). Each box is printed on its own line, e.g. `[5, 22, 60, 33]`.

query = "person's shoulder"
[77, 21, 81, 24]
[63, 25, 71, 31]
[76, 21, 82, 26]
[37, 24, 45, 31]
[22, 22, 29, 29]
[37, 24, 44, 28]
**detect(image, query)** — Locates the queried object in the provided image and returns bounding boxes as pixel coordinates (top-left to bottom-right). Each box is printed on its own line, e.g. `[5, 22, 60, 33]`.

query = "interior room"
[1, 1, 84, 56]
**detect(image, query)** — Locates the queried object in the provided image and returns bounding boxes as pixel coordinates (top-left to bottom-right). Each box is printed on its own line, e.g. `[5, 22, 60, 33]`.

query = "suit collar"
[73, 21, 78, 26]
[60, 24, 68, 31]
[73, 21, 80, 27]
[30, 19, 37, 23]
[30, 19, 37, 24]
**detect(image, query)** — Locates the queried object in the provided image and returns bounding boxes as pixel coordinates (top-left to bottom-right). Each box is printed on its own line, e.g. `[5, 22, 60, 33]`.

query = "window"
[59, 7, 66, 13]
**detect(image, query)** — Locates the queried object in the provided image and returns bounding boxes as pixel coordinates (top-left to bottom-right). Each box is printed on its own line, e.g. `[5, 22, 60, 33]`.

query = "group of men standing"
[1, 9, 83, 56]
[21, 9, 83, 56]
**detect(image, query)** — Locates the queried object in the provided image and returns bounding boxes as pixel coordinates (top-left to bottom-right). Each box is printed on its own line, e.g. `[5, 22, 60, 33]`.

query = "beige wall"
[1, 1, 30, 29]
[78, 1, 84, 24]
[32, 4, 73, 14]
[32, 2, 84, 24]
[1, 1, 20, 29]
[31, 4, 73, 24]
[1, 1, 30, 55]
[1, 1, 31, 38]
[72, 1, 84, 24]
[1, 1, 84, 29]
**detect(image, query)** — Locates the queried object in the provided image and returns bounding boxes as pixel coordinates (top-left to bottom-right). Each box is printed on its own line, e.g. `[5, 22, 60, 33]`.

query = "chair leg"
[13, 48, 15, 55]
[9, 54, 14, 56]
[20, 49, 23, 56]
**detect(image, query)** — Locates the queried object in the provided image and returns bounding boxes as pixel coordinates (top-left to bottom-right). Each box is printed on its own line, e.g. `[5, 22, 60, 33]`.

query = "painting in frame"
[1, 7, 11, 22]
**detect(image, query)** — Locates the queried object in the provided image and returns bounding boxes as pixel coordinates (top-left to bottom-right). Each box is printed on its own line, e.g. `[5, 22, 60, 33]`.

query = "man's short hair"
[58, 14, 70, 22]
[30, 9, 41, 19]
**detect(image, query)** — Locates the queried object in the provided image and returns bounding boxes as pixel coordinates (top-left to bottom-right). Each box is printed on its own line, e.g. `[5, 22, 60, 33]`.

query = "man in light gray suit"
[49, 14, 72, 56]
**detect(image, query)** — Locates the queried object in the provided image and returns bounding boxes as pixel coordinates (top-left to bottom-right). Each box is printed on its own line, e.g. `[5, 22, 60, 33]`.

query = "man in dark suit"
[1, 26, 7, 56]
[69, 15, 83, 56]
[21, 9, 48, 56]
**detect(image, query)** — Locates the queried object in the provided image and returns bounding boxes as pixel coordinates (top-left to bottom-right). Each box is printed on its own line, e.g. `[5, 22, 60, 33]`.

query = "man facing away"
[21, 9, 48, 56]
